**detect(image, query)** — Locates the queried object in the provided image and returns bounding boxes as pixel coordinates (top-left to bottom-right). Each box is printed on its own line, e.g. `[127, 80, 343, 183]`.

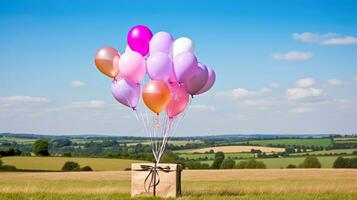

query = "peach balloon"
[142, 80, 171, 114]
[94, 46, 120, 78]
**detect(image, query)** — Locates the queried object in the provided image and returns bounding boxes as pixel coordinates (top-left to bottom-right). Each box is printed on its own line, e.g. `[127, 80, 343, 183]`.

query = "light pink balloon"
[149, 32, 174, 54]
[146, 52, 173, 82]
[196, 67, 216, 95]
[118, 51, 146, 84]
[166, 82, 190, 119]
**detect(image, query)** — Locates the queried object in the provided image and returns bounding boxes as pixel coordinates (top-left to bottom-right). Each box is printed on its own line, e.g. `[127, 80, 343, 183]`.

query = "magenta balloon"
[166, 82, 189, 118]
[118, 51, 146, 84]
[149, 32, 174, 54]
[196, 67, 216, 95]
[127, 25, 153, 56]
[185, 63, 209, 95]
[111, 79, 140, 109]
[147, 52, 173, 82]
[173, 52, 198, 83]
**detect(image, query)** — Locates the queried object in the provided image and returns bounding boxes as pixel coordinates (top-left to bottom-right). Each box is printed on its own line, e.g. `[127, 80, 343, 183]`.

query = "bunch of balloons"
[94, 25, 215, 162]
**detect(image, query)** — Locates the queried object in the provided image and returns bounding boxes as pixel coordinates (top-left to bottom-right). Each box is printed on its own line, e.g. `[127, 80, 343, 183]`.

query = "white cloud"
[286, 88, 322, 100]
[327, 79, 343, 86]
[190, 104, 216, 112]
[271, 51, 313, 61]
[290, 107, 313, 113]
[296, 78, 316, 88]
[216, 87, 270, 99]
[69, 100, 106, 109]
[0, 96, 49, 105]
[241, 99, 280, 109]
[292, 32, 336, 43]
[269, 83, 280, 89]
[70, 80, 86, 87]
[321, 36, 357, 45]
[293, 32, 357, 46]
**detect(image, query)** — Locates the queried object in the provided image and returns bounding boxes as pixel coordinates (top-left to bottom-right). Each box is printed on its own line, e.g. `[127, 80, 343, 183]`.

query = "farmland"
[178, 145, 285, 153]
[0, 169, 356, 200]
[249, 138, 332, 147]
[2, 156, 144, 171]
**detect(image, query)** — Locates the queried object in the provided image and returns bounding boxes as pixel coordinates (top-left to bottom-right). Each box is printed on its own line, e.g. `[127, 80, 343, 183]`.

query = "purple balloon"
[196, 67, 216, 95]
[147, 52, 173, 82]
[185, 63, 209, 95]
[149, 32, 174, 54]
[173, 52, 198, 84]
[127, 25, 153, 56]
[111, 79, 140, 109]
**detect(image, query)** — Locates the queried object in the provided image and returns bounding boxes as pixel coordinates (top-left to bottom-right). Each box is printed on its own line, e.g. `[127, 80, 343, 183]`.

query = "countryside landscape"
[1, 133, 357, 199]
[2, 0, 357, 199]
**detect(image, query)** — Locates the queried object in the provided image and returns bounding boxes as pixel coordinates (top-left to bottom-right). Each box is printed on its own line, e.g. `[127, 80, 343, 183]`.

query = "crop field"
[178, 152, 254, 160]
[0, 169, 356, 200]
[292, 149, 357, 156]
[249, 138, 332, 147]
[2, 156, 144, 171]
[201, 155, 355, 168]
[178, 145, 285, 153]
[127, 140, 203, 146]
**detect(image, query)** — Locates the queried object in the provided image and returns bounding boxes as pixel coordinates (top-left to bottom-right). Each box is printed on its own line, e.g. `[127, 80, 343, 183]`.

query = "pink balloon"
[168, 72, 177, 84]
[166, 82, 190, 119]
[173, 52, 198, 84]
[127, 25, 153, 56]
[118, 51, 146, 84]
[149, 32, 173, 54]
[146, 52, 173, 82]
[111, 79, 140, 109]
[185, 63, 209, 95]
[196, 67, 216, 95]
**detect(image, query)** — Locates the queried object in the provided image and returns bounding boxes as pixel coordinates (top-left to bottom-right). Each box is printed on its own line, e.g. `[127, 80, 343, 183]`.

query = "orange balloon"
[142, 80, 171, 114]
[94, 46, 120, 78]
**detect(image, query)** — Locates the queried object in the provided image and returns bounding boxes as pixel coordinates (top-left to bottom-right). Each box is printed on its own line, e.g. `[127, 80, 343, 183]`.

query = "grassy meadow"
[2, 156, 145, 171]
[0, 169, 356, 200]
[176, 145, 285, 153]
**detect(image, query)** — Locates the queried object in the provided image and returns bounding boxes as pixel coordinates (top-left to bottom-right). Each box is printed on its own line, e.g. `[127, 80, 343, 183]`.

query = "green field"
[0, 170, 356, 200]
[249, 138, 332, 147]
[2, 156, 144, 171]
[292, 148, 357, 156]
[201, 155, 355, 168]
[178, 152, 254, 160]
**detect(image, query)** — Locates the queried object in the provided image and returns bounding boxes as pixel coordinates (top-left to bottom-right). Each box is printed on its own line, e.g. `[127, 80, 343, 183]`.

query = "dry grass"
[0, 169, 356, 196]
[188, 145, 285, 153]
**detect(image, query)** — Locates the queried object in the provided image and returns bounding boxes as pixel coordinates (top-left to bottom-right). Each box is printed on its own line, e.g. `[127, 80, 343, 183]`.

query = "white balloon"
[173, 37, 194, 57]
[125, 45, 133, 53]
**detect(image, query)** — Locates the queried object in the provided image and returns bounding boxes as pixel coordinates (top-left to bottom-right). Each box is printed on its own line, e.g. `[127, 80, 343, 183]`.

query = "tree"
[160, 151, 179, 163]
[333, 156, 348, 168]
[32, 139, 49, 156]
[220, 159, 236, 169]
[300, 156, 321, 168]
[286, 164, 296, 168]
[61, 161, 80, 171]
[211, 151, 225, 169]
[236, 159, 266, 169]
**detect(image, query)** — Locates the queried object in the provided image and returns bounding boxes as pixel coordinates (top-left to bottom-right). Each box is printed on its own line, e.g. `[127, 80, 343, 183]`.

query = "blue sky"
[1, 0, 357, 135]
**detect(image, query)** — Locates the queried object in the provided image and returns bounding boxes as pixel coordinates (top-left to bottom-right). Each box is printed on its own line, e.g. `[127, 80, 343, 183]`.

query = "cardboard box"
[131, 163, 182, 198]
